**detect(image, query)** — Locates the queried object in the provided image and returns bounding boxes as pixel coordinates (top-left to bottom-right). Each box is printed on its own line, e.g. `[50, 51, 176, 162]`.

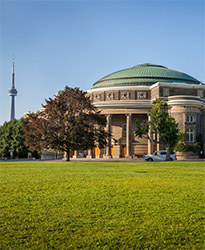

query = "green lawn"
[0, 161, 204, 249]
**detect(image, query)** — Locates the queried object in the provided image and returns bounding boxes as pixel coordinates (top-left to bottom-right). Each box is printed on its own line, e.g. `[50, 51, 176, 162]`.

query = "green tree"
[135, 98, 179, 161]
[175, 132, 204, 155]
[0, 119, 28, 158]
[22, 86, 108, 161]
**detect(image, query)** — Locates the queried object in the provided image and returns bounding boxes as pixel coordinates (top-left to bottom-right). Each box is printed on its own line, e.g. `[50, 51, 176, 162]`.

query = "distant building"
[8, 57, 17, 120]
[86, 63, 205, 158]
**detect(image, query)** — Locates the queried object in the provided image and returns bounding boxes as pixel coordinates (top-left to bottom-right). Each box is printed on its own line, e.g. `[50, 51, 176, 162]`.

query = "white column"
[157, 134, 160, 151]
[87, 149, 92, 159]
[148, 114, 153, 154]
[105, 114, 112, 158]
[73, 150, 78, 158]
[126, 114, 132, 158]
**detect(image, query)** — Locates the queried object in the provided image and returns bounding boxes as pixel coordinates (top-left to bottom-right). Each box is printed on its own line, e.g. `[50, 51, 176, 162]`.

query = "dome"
[91, 63, 200, 89]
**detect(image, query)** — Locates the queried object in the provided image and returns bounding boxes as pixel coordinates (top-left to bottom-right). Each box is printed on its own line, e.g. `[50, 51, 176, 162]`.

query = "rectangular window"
[186, 115, 195, 123]
[186, 128, 195, 142]
[122, 124, 126, 138]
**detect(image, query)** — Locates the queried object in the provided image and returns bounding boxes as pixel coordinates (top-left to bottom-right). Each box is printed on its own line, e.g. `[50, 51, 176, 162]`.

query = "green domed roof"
[91, 63, 199, 89]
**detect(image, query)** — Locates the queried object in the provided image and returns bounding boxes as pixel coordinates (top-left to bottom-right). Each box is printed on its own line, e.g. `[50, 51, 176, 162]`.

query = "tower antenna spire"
[11, 55, 15, 88]
[12, 55, 14, 72]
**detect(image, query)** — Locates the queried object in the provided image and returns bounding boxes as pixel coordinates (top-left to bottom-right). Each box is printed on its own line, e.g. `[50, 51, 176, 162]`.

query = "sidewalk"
[69, 158, 205, 162]
[1, 158, 205, 163]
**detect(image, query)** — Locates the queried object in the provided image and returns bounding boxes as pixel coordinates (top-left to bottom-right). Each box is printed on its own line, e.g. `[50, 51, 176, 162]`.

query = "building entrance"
[94, 145, 100, 158]
[111, 145, 114, 157]
[70, 150, 74, 157]
[121, 144, 126, 157]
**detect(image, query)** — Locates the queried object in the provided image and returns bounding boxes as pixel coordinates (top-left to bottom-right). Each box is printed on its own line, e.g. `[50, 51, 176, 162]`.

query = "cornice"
[168, 99, 204, 108]
[87, 81, 205, 94]
[87, 85, 150, 93]
[150, 82, 205, 90]
[168, 95, 202, 100]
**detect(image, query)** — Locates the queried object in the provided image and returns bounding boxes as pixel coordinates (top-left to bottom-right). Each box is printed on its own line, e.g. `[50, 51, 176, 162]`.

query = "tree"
[135, 98, 179, 161]
[0, 119, 28, 158]
[22, 112, 43, 154]
[22, 86, 108, 161]
[174, 132, 204, 157]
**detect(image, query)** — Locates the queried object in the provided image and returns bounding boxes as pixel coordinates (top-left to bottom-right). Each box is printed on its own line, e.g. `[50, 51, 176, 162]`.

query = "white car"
[145, 150, 176, 161]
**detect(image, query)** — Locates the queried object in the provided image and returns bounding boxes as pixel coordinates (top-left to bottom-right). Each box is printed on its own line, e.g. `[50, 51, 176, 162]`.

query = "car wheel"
[148, 158, 153, 161]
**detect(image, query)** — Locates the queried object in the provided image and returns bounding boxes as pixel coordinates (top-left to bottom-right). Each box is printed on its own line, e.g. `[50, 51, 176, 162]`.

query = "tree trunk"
[66, 149, 70, 161]
[165, 146, 171, 161]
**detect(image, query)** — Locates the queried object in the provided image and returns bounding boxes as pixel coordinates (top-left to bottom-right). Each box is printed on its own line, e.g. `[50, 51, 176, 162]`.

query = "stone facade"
[86, 82, 205, 158]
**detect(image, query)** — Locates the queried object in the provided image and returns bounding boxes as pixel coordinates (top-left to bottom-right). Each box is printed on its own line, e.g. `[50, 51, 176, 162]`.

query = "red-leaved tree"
[22, 86, 107, 161]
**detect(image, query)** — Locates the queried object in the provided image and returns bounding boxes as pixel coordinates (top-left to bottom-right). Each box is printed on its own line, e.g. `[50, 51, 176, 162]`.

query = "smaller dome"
[132, 63, 167, 69]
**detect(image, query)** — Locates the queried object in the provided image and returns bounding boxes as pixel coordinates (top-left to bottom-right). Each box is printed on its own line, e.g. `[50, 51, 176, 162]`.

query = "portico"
[100, 112, 152, 158]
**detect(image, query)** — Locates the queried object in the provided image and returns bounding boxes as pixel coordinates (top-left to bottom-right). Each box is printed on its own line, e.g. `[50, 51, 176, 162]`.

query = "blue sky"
[0, 0, 204, 125]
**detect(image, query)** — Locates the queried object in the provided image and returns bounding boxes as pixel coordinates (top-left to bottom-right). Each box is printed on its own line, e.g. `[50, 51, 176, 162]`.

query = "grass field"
[0, 161, 204, 249]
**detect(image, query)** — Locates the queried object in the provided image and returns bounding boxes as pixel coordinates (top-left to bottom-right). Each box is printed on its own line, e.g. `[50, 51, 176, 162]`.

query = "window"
[186, 128, 195, 142]
[186, 115, 195, 123]
[122, 124, 126, 137]
[160, 152, 166, 155]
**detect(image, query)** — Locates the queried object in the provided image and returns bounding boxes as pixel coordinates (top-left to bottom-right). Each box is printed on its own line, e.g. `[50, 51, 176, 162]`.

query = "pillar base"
[125, 155, 132, 158]
[103, 155, 112, 159]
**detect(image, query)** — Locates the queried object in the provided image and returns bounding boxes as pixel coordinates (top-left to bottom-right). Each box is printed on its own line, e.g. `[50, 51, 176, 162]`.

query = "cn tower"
[8, 57, 17, 120]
